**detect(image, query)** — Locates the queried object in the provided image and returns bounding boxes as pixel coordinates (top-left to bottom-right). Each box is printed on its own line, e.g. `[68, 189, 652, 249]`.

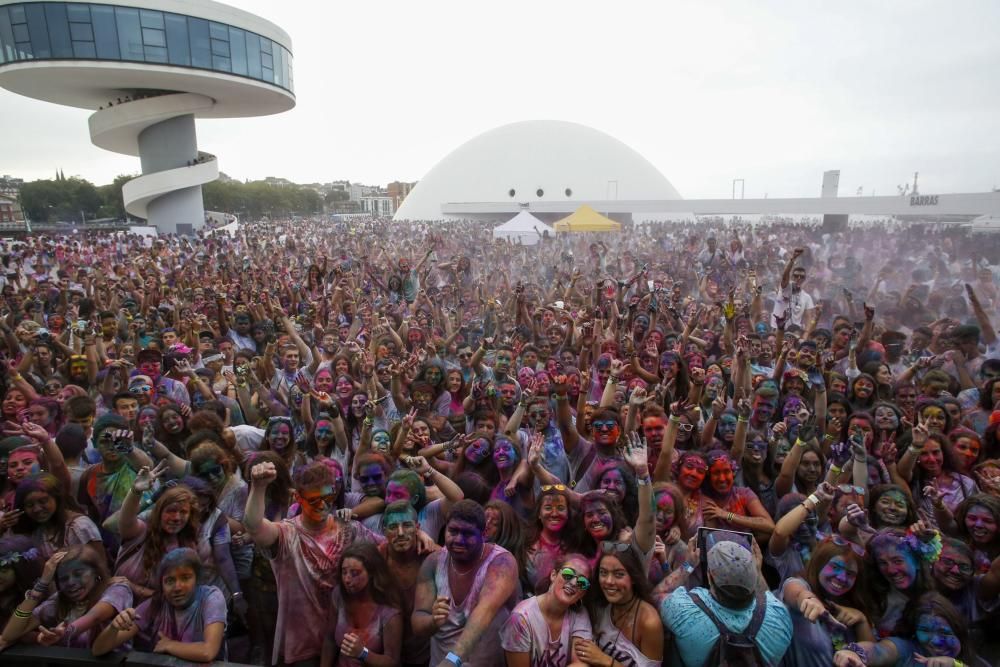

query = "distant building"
[0, 175, 23, 198]
[264, 176, 296, 187]
[0, 196, 26, 228]
[350, 183, 379, 202]
[387, 181, 416, 211]
[360, 194, 394, 216]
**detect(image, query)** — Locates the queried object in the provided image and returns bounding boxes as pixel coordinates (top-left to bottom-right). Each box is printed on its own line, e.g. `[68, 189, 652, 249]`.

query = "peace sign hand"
[131, 461, 168, 494]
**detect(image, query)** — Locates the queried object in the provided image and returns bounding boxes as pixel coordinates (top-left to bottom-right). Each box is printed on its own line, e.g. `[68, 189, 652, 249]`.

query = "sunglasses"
[600, 541, 633, 554]
[129, 385, 153, 394]
[676, 422, 695, 432]
[541, 484, 567, 492]
[592, 420, 618, 431]
[301, 493, 336, 509]
[197, 464, 224, 478]
[828, 535, 865, 557]
[937, 556, 973, 576]
[559, 567, 591, 590]
[837, 484, 866, 496]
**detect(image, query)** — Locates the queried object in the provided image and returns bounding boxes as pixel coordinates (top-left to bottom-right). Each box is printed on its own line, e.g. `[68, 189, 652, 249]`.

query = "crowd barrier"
[0, 645, 253, 666]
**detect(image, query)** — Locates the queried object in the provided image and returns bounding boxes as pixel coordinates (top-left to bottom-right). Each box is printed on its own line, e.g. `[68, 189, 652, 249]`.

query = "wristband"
[13, 606, 31, 618]
[554, 394, 569, 402]
[726, 511, 734, 522]
[737, 416, 748, 423]
[829, 464, 842, 475]
[33, 578, 50, 593]
[669, 415, 681, 423]
[636, 475, 651, 486]
[795, 438, 807, 448]
[805, 494, 820, 508]
[682, 562, 695, 574]
[845, 643, 869, 665]
[359, 647, 370, 663]
[445, 652, 463, 667]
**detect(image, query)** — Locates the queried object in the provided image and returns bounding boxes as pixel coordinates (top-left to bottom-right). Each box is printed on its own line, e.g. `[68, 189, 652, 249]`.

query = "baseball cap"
[707, 541, 756, 596]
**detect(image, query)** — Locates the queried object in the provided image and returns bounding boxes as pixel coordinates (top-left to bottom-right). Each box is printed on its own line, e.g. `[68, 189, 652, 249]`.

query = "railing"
[1, 645, 255, 666]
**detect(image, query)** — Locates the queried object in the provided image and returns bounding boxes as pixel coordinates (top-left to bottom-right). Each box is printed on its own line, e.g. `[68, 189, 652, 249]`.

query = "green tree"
[19, 177, 101, 222]
[97, 173, 137, 219]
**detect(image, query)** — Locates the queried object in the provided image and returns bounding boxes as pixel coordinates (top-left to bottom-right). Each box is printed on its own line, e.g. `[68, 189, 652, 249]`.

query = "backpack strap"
[690, 588, 769, 640]
[689, 590, 731, 637]
[744, 589, 769, 641]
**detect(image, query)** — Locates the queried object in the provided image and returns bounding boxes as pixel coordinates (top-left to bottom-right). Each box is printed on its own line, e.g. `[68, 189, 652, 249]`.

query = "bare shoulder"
[417, 549, 443, 579]
[638, 601, 663, 631]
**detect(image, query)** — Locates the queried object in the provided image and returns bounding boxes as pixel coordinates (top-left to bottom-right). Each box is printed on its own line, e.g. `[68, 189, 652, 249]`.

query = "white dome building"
[393, 120, 682, 222]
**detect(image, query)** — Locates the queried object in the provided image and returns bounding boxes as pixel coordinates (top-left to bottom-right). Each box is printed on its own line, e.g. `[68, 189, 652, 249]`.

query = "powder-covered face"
[484, 507, 500, 541]
[464, 437, 491, 465]
[952, 437, 980, 472]
[746, 435, 768, 465]
[678, 457, 707, 491]
[56, 559, 97, 603]
[818, 555, 858, 597]
[341, 557, 370, 596]
[709, 459, 735, 494]
[297, 484, 335, 523]
[705, 376, 724, 401]
[583, 500, 613, 540]
[933, 544, 973, 591]
[384, 481, 411, 505]
[336, 377, 353, 397]
[351, 394, 367, 417]
[875, 490, 908, 526]
[268, 422, 292, 452]
[314, 371, 334, 393]
[552, 556, 592, 606]
[358, 464, 386, 497]
[915, 613, 961, 658]
[161, 500, 192, 534]
[654, 490, 675, 534]
[752, 395, 776, 422]
[162, 564, 198, 609]
[7, 450, 40, 484]
[527, 404, 550, 431]
[196, 459, 227, 489]
[492, 438, 518, 470]
[642, 417, 666, 448]
[371, 431, 392, 454]
[599, 469, 626, 502]
[917, 441, 945, 475]
[384, 511, 418, 552]
[445, 518, 485, 564]
[718, 414, 737, 441]
[539, 493, 569, 533]
[874, 405, 899, 431]
[875, 543, 917, 591]
[23, 490, 57, 524]
[922, 406, 947, 432]
[314, 419, 334, 442]
[853, 379, 874, 399]
[161, 409, 184, 434]
[964, 505, 998, 545]
[592, 418, 621, 447]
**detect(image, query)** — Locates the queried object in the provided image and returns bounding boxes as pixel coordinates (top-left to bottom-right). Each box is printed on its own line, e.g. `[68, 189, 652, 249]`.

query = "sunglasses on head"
[837, 484, 866, 496]
[541, 484, 567, 492]
[600, 541, 632, 554]
[559, 567, 590, 590]
[828, 535, 865, 557]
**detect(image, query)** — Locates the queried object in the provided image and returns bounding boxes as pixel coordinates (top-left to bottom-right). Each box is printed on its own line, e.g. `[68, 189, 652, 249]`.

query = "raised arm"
[243, 461, 282, 549]
[623, 433, 655, 554]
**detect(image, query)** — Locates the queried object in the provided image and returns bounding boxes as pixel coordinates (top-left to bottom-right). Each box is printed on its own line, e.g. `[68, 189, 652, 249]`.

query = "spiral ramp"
[89, 92, 220, 228]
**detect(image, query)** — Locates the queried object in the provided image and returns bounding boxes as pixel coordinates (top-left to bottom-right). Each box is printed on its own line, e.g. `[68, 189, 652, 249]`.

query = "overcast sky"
[2, 0, 999, 199]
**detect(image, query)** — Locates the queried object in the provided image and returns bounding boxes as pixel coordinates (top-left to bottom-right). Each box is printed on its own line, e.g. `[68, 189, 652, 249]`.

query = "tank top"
[593, 604, 662, 667]
[431, 544, 515, 667]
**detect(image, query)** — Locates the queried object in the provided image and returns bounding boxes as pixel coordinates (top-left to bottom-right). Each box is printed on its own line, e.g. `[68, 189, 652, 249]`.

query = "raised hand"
[844, 503, 869, 529]
[813, 481, 836, 505]
[131, 461, 168, 494]
[621, 432, 648, 474]
[736, 398, 752, 420]
[250, 461, 278, 487]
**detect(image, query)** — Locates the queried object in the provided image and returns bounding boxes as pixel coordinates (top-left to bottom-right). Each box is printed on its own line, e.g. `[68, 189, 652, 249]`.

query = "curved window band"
[0, 2, 293, 94]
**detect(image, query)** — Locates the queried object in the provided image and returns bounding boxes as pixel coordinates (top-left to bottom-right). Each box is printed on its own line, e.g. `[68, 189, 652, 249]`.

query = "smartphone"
[697, 527, 754, 582]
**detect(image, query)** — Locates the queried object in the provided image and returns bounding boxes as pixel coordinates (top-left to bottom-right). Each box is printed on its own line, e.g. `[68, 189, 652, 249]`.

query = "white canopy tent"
[492, 210, 554, 245]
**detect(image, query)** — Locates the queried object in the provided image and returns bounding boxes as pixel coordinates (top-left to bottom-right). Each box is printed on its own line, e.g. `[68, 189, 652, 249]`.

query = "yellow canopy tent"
[553, 205, 622, 233]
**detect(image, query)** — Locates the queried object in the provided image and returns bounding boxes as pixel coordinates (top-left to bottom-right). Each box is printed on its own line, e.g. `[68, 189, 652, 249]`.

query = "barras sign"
[910, 195, 939, 206]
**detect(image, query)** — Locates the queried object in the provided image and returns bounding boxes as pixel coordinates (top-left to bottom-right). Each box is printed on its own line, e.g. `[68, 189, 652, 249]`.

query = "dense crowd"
[0, 217, 998, 667]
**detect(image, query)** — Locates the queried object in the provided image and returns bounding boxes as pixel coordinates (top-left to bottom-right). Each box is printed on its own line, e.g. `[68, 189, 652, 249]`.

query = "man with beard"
[413, 500, 519, 667]
[380, 501, 440, 667]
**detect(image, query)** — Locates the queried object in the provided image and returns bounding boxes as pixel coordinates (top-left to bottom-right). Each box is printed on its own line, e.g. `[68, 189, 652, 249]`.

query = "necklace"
[449, 546, 485, 576]
[610, 595, 638, 626]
